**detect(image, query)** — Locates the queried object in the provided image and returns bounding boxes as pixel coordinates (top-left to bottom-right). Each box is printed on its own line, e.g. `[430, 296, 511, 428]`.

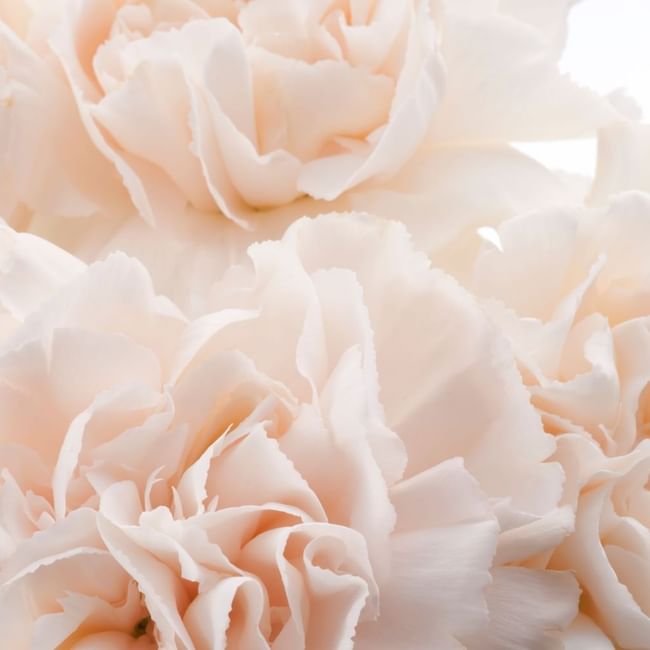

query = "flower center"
[131, 615, 151, 639]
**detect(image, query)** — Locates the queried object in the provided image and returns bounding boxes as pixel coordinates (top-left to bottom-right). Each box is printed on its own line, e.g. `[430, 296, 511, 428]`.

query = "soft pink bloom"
[0, 3, 643, 649]
[1, 0, 618, 238]
[462, 122, 650, 648]
[0, 214, 576, 648]
[2, 0, 440, 227]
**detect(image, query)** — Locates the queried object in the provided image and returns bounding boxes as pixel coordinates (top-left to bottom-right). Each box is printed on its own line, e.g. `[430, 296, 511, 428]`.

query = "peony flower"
[460, 122, 650, 648]
[0, 215, 576, 648]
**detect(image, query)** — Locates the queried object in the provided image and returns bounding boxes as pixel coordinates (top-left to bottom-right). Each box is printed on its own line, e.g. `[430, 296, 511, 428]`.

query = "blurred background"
[517, 0, 650, 175]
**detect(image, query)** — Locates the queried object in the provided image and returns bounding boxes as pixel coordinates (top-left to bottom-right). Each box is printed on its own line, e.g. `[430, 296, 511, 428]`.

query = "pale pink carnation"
[1, 0, 617, 239]
[463, 123, 650, 648]
[0, 214, 577, 648]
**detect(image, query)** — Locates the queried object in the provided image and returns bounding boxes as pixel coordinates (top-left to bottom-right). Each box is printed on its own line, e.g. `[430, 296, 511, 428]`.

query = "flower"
[2, 0, 440, 227]
[0, 214, 576, 648]
[1, 0, 619, 237]
[553, 437, 650, 649]
[1, 2, 646, 647]
[471, 174, 650, 458]
[460, 122, 650, 647]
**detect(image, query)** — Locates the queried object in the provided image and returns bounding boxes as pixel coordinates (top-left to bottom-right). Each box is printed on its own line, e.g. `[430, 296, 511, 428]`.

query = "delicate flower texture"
[472, 186, 650, 458]
[1, 0, 647, 647]
[552, 437, 650, 650]
[1, 0, 440, 227]
[590, 121, 650, 204]
[1, 0, 620, 238]
[0, 215, 577, 648]
[462, 124, 650, 648]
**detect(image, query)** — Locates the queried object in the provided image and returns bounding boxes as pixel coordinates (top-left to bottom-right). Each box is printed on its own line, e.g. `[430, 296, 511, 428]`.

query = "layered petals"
[0, 216, 527, 647]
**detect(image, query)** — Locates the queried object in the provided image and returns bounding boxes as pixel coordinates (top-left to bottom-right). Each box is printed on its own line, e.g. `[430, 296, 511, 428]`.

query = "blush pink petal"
[355, 458, 499, 649]
[463, 566, 580, 650]
[0, 215, 581, 646]
[0, 222, 84, 328]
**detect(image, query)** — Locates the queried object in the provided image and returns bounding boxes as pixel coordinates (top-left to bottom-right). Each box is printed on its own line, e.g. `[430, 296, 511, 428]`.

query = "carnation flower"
[1, 0, 618, 237]
[2, 0, 648, 647]
[553, 437, 650, 649]
[472, 193, 650, 453]
[460, 122, 650, 648]
[1, 0, 440, 227]
[0, 215, 577, 648]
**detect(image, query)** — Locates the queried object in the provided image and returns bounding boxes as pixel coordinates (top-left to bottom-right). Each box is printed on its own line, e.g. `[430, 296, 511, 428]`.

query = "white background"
[518, 0, 650, 175]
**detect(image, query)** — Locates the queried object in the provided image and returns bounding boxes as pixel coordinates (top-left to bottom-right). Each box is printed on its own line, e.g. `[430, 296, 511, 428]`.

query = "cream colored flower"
[553, 437, 650, 649]
[472, 188, 650, 457]
[0, 214, 576, 648]
[1, 0, 619, 238]
[1, 0, 439, 227]
[462, 122, 650, 648]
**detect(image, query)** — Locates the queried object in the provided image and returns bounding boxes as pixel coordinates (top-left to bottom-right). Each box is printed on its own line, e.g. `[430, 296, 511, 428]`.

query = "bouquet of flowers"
[1, 2, 648, 648]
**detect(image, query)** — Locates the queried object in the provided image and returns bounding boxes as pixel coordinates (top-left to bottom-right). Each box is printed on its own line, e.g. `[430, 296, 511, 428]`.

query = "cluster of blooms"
[1, 1, 649, 648]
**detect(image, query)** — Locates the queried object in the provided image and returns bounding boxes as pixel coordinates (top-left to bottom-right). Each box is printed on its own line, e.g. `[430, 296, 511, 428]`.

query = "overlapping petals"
[457, 122, 650, 648]
[1, 2, 648, 648]
[1, 0, 619, 239]
[1, 0, 440, 227]
[0, 214, 578, 648]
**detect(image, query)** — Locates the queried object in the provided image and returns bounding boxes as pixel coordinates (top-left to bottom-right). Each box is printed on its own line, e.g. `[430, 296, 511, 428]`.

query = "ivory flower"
[0, 215, 576, 648]
[0, 2, 645, 648]
[1, 0, 439, 227]
[464, 122, 650, 648]
[1, 0, 618, 237]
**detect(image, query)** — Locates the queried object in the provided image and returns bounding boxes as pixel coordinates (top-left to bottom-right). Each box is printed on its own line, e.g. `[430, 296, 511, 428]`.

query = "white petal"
[0, 224, 85, 324]
[346, 146, 574, 283]
[464, 567, 579, 650]
[590, 122, 650, 204]
[558, 614, 614, 650]
[0, 22, 130, 219]
[5, 253, 186, 375]
[183, 577, 269, 650]
[429, 11, 618, 142]
[97, 515, 193, 649]
[356, 458, 498, 648]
